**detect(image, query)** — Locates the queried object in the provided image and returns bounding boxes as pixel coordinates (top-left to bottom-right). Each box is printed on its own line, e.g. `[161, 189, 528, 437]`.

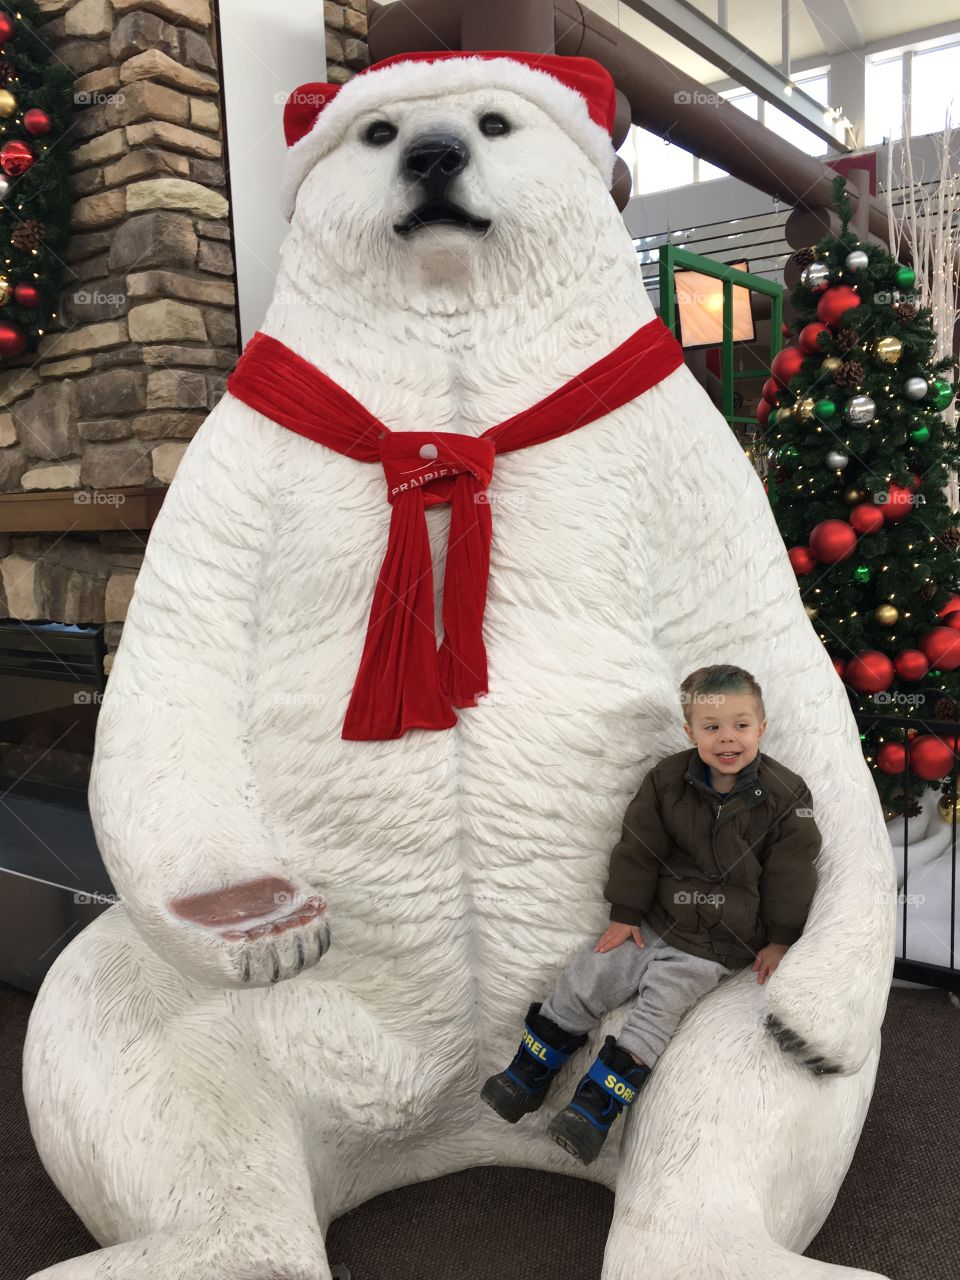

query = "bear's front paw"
[168, 874, 330, 986]
[764, 1012, 842, 1075]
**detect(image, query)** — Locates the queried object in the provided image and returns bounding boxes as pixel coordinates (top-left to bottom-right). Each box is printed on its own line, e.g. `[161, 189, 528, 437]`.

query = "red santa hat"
[280, 50, 618, 221]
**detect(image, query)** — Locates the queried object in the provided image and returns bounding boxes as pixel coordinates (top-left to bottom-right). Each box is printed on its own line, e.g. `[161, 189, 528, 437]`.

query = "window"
[765, 72, 830, 157]
[619, 125, 696, 194]
[911, 42, 960, 136]
[865, 56, 904, 144]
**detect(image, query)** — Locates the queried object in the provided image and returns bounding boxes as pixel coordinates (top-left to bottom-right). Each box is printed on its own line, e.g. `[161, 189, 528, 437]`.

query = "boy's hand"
[594, 923, 645, 952]
[753, 942, 788, 984]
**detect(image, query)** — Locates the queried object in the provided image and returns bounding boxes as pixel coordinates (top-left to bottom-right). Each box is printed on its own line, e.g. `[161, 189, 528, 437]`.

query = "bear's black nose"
[403, 134, 470, 196]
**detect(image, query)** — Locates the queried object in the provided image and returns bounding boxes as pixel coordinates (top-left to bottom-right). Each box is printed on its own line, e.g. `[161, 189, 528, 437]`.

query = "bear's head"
[279, 56, 630, 312]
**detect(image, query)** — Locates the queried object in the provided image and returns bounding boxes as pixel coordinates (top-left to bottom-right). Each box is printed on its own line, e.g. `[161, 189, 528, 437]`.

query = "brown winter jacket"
[603, 747, 820, 969]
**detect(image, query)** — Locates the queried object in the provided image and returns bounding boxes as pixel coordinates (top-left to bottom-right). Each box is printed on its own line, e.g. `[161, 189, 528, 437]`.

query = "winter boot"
[546, 1035, 651, 1164]
[481, 1003, 589, 1123]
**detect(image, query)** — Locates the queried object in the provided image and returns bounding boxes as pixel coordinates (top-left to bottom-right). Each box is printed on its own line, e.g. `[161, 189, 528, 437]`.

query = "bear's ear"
[283, 83, 341, 147]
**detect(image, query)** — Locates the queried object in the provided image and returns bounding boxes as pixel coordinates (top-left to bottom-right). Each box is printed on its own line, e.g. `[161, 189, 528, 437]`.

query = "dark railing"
[853, 708, 960, 990]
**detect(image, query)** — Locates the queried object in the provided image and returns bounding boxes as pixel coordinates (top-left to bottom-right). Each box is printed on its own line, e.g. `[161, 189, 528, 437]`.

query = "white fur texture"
[281, 53, 615, 220]
[22, 87, 896, 1280]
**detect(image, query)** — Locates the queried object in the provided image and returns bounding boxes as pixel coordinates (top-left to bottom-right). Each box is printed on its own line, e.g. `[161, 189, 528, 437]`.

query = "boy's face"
[682, 692, 767, 776]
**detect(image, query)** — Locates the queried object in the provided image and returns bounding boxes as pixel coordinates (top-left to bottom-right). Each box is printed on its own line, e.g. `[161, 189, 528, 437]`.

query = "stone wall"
[0, 0, 369, 668]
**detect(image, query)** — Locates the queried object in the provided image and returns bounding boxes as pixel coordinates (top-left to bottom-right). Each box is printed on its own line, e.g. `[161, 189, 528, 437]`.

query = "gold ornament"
[797, 397, 816, 421]
[0, 273, 9, 305]
[776, 405, 795, 425]
[0, 89, 16, 118]
[874, 336, 903, 365]
[822, 356, 843, 373]
[844, 485, 865, 504]
[804, 604, 819, 620]
[938, 794, 960, 824]
[875, 603, 899, 626]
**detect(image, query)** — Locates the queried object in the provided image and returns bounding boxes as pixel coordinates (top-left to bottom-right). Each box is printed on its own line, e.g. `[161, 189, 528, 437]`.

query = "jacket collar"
[683, 747, 766, 823]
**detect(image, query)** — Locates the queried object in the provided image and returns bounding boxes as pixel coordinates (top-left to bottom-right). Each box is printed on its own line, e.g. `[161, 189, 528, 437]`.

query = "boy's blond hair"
[679, 664, 765, 725]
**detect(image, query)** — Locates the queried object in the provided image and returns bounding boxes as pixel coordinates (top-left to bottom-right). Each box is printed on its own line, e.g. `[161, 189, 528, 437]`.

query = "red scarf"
[226, 317, 683, 741]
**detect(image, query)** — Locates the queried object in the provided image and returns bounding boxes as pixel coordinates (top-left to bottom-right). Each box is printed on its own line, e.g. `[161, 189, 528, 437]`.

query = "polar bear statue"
[23, 50, 896, 1280]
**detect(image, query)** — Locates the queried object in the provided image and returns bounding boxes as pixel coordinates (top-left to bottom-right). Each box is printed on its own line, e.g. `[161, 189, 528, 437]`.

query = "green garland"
[0, 0, 74, 357]
[766, 175, 960, 815]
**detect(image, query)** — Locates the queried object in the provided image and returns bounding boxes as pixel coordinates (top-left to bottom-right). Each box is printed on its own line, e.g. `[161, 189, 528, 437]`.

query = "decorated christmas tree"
[0, 0, 73, 360]
[760, 176, 960, 817]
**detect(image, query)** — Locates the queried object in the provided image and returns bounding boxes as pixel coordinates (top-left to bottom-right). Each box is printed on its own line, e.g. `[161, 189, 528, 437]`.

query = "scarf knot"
[380, 431, 496, 506]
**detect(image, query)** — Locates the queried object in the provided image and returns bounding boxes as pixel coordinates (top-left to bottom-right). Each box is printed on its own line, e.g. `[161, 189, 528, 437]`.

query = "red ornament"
[761, 377, 780, 403]
[771, 345, 805, 387]
[908, 735, 955, 781]
[945, 611, 960, 631]
[23, 108, 52, 138]
[781, 322, 790, 337]
[849, 503, 884, 535]
[0, 15, 14, 44]
[788, 546, 817, 575]
[910, 473, 922, 491]
[809, 519, 857, 563]
[845, 651, 895, 693]
[0, 319, 26, 356]
[757, 399, 772, 427]
[816, 285, 862, 327]
[920, 627, 960, 671]
[832, 656, 847, 678]
[938, 595, 960, 618]
[1, 140, 33, 177]
[877, 742, 907, 775]
[13, 282, 40, 308]
[894, 650, 930, 681]
[798, 322, 829, 356]
[877, 483, 913, 522]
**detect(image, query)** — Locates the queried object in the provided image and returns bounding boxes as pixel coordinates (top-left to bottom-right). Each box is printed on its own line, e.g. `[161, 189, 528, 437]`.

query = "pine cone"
[897, 302, 918, 322]
[11, 219, 44, 252]
[836, 328, 859, 353]
[836, 360, 864, 388]
[794, 247, 816, 269]
[934, 696, 958, 720]
[914, 579, 937, 601]
[938, 526, 960, 550]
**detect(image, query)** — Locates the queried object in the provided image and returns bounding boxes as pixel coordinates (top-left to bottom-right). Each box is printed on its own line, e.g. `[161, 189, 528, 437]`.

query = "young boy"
[481, 663, 821, 1164]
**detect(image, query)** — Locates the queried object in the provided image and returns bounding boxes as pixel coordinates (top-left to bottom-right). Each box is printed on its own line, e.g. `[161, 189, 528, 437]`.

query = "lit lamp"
[674, 259, 756, 349]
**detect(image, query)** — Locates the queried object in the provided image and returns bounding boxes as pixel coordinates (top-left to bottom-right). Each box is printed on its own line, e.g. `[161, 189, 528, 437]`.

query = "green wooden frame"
[657, 246, 784, 428]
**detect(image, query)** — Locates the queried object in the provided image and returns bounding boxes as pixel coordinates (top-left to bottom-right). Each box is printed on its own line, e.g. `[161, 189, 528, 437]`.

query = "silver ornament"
[845, 249, 868, 271]
[801, 261, 831, 291]
[0, 175, 9, 201]
[826, 449, 850, 469]
[904, 376, 929, 400]
[845, 394, 876, 424]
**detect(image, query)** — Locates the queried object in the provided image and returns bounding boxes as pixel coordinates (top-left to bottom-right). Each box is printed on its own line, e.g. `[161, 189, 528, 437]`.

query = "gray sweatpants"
[539, 922, 731, 1068]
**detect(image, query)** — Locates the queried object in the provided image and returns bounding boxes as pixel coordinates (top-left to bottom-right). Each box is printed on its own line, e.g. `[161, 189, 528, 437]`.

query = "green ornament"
[768, 408, 779, 427]
[776, 445, 799, 462]
[895, 265, 916, 289]
[854, 565, 871, 584]
[910, 423, 931, 443]
[931, 378, 954, 410]
[814, 398, 836, 420]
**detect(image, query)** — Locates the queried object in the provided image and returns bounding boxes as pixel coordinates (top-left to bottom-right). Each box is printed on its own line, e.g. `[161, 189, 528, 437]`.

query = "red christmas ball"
[895, 650, 930, 680]
[771, 345, 806, 387]
[757, 398, 772, 427]
[13, 282, 40, 308]
[908, 735, 955, 781]
[1, 140, 33, 177]
[849, 503, 885, 535]
[761, 377, 780, 403]
[788, 545, 817, 575]
[0, 319, 26, 356]
[877, 742, 907, 775]
[809, 519, 857, 563]
[920, 627, 960, 671]
[945, 611, 960, 631]
[0, 15, 14, 44]
[23, 108, 52, 137]
[846, 650, 895, 693]
[798, 322, 829, 356]
[832, 656, 847, 678]
[938, 595, 960, 618]
[877, 482, 913, 522]
[816, 285, 862, 327]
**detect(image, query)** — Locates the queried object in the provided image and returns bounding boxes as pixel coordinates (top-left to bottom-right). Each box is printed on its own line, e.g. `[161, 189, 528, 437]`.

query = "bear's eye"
[479, 113, 511, 138]
[363, 120, 398, 146]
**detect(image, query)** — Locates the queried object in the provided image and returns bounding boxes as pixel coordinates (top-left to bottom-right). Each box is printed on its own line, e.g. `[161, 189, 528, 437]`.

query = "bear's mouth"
[395, 201, 491, 237]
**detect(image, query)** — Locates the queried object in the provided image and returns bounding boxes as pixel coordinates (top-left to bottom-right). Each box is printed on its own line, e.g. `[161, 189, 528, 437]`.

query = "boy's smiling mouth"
[716, 751, 741, 762]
